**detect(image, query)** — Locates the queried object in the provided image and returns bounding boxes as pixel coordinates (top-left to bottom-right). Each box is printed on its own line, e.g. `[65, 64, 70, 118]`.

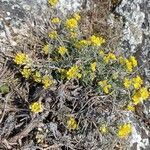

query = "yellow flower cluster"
[67, 117, 78, 130]
[89, 35, 105, 47]
[132, 75, 143, 89]
[58, 46, 68, 56]
[42, 44, 51, 55]
[65, 18, 78, 30]
[76, 40, 89, 49]
[117, 123, 132, 138]
[123, 78, 132, 89]
[132, 87, 149, 105]
[14, 52, 54, 88]
[98, 80, 112, 94]
[103, 52, 116, 64]
[42, 75, 53, 89]
[123, 75, 143, 89]
[129, 56, 138, 67]
[90, 62, 97, 72]
[65, 13, 81, 30]
[125, 56, 137, 72]
[48, 0, 58, 6]
[48, 30, 58, 39]
[66, 65, 82, 80]
[30, 102, 43, 113]
[99, 50, 105, 56]
[33, 72, 54, 89]
[125, 59, 133, 72]
[21, 67, 31, 79]
[14, 52, 29, 65]
[119, 56, 125, 65]
[127, 103, 135, 111]
[51, 17, 60, 24]
[118, 56, 138, 72]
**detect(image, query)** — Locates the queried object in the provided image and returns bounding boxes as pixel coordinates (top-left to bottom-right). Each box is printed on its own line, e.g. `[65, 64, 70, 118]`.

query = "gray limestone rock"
[116, 0, 150, 79]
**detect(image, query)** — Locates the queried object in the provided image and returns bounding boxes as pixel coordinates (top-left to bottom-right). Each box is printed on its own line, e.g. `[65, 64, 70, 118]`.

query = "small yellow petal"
[117, 123, 132, 138]
[30, 102, 43, 113]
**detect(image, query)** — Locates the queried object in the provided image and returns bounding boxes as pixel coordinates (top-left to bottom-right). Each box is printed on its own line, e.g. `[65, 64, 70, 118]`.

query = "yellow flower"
[48, 31, 57, 39]
[90, 62, 97, 72]
[132, 75, 143, 90]
[76, 40, 89, 49]
[98, 80, 111, 94]
[132, 87, 149, 105]
[51, 17, 60, 23]
[119, 56, 125, 65]
[66, 65, 82, 80]
[14, 52, 29, 65]
[99, 124, 108, 134]
[123, 78, 132, 89]
[125, 59, 133, 72]
[140, 87, 149, 100]
[30, 102, 43, 113]
[66, 18, 78, 30]
[98, 80, 107, 87]
[58, 46, 68, 56]
[129, 56, 138, 67]
[73, 13, 81, 21]
[109, 53, 116, 60]
[124, 57, 137, 72]
[42, 75, 53, 89]
[103, 55, 110, 64]
[103, 53, 116, 64]
[117, 123, 132, 138]
[103, 85, 112, 94]
[132, 92, 141, 105]
[33, 71, 42, 83]
[127, 104, 135, 111]
[21, 67, 31, 79]
[89, 35, 105, 46]
[67, 117, 78, 130]
[48, 0, 58, 6]
[42, 44, 51, 55]
[99, 50, 105, 56]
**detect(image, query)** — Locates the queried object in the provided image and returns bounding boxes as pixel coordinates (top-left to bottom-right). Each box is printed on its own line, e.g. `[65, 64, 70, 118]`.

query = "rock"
[57, 0, 83, 15]
[116, 0, 150, 79]
[0, 0, 84, 52]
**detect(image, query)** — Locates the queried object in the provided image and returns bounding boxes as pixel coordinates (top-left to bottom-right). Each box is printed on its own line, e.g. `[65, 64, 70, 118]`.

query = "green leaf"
[0, 85, 10, 94]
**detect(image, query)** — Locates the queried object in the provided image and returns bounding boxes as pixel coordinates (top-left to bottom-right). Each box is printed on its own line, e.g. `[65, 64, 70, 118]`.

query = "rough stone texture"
[57, 0, 83, 14]
[0, 0, 84, 52]
[116, 0, 150, 80]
